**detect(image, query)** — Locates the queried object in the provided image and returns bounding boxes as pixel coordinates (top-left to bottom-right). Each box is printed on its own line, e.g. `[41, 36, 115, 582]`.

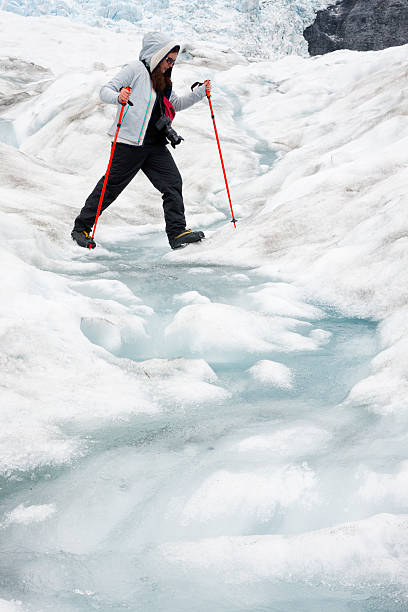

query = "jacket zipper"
[137, 81, 153, 145]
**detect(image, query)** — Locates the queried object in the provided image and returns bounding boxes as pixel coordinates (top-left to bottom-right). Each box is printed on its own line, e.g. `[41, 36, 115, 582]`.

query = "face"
[160, 51, 178, 73]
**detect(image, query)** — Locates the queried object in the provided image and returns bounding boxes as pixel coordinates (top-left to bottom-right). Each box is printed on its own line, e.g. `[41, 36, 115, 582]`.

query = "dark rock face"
[304, 0, 408, 55]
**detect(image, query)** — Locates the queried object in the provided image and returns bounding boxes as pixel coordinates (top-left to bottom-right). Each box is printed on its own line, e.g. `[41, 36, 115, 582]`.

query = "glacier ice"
[0, 0, 332, 60]
[1, 8, 408, 612]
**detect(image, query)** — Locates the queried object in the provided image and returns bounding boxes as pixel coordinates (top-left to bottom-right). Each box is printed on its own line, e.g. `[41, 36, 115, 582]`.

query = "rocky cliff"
[304, 0, 408, 55]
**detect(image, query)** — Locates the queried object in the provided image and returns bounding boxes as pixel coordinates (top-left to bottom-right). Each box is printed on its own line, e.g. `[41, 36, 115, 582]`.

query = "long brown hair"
[151, 67, 172, 93]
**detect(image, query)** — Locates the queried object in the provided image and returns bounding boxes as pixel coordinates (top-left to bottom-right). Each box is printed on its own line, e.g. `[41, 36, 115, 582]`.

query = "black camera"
[155, 115, 184, 148]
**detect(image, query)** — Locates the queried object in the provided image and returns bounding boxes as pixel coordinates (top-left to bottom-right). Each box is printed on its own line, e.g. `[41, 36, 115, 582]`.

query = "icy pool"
[3, 229, 406, 612]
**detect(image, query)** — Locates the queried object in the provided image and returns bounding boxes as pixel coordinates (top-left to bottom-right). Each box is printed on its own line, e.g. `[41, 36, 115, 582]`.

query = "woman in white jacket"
[71, 31, 211, 250]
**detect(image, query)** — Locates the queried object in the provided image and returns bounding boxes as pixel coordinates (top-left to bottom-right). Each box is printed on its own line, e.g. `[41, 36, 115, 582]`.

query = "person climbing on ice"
[71, 31, 211, 250]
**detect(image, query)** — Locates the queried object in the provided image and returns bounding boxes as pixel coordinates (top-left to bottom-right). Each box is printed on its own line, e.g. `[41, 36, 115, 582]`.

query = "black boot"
[71, 229, 96, 249]
[169, 229, 205, 250]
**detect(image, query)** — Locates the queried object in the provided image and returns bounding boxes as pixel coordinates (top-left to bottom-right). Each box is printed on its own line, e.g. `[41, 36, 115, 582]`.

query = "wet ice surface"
[4, 231, 406, 612]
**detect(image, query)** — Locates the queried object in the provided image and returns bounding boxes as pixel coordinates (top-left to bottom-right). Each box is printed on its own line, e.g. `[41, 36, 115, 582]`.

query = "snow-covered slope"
[1, 9, 408, 612]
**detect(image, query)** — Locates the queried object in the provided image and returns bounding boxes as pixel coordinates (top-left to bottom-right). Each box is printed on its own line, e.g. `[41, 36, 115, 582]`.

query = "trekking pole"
[205, 89, 237, 228]
[191, 82, 237, 227]
[89, 87, 133, 249]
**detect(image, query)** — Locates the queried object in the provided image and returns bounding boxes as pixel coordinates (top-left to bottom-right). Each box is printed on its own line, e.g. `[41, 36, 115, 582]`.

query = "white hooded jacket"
[100, 32, 206, 146]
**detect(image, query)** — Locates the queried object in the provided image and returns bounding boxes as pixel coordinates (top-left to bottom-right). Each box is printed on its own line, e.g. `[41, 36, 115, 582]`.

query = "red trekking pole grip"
[122, 86, 133, 106]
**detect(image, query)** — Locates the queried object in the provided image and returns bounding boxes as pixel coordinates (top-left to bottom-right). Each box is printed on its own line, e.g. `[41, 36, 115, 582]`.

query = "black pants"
[73, 143, 186, 240]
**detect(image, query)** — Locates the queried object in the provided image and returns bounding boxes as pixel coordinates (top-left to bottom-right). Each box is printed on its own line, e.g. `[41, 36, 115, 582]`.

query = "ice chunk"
[75, 286, 151, 357]
[80, 316, 123, 353]
[173, 291, 211, 306]
[165, 303, 326, 362]
[247, 359, 293, 389]
[138, 358, 230, 406]
[3, 504, 56, 527]
[247, 282, 324, 319]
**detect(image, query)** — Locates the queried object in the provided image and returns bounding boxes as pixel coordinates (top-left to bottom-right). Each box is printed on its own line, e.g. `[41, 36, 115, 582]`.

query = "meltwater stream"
[3, 228, 405, 612]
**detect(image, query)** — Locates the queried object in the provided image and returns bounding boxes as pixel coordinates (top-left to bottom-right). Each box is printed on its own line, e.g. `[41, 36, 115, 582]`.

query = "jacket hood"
[139, 31, 180, 72]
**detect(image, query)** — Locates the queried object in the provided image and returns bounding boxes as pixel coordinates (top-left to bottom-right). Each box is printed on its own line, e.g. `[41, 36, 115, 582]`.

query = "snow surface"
[1, 8, 408, 612]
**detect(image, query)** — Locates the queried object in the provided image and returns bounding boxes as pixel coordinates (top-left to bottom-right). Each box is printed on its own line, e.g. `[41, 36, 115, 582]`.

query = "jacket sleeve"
[100, 63, 137, 105]
[169, 84, 206, 112]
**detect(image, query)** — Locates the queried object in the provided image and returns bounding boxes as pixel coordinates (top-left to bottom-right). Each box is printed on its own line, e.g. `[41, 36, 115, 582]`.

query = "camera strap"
[163, 96, 176, 121]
